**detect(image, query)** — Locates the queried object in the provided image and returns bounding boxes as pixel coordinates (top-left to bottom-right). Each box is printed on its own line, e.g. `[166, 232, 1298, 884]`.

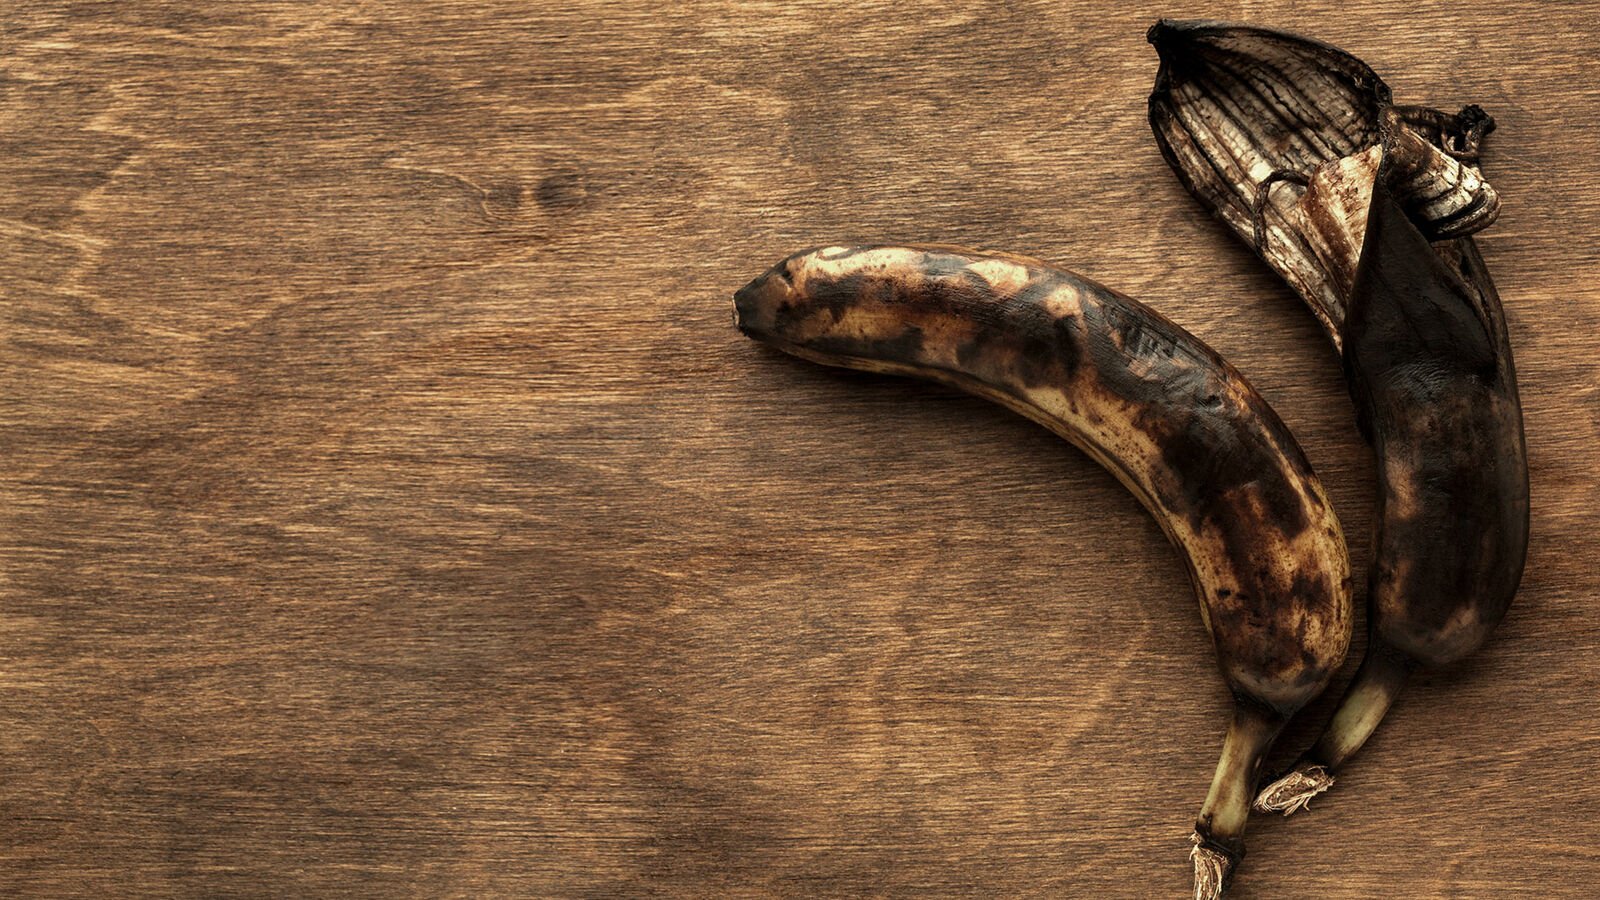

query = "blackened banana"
[1147, 20, 1530, 816]
[734, 244, 1353, 898]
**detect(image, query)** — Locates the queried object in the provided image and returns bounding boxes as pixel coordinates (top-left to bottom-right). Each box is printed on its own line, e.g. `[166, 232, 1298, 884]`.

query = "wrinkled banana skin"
[735, 244, 1353, 713]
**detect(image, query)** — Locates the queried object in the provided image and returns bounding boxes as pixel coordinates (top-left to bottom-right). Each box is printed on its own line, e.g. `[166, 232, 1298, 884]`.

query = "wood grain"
[3, 2, 1598, 896]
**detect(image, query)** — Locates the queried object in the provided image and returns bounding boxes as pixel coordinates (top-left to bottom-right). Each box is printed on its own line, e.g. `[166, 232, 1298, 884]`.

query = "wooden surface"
[3, 2, 1598, 897]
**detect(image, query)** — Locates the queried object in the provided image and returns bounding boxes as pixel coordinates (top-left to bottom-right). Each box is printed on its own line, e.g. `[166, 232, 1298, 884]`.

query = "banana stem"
[1254, 642, 1415, 815]
[1309, 641, 1414, 769]
[1191, 702, 1285, 899]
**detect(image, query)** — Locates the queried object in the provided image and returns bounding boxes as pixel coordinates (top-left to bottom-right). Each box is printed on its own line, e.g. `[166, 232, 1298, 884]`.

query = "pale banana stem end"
[1251, 645, 1413, 816]
[1252, 763, 1335, 815]
[1191, 704, 1283, 898]
[1190, 834, 1232, 900]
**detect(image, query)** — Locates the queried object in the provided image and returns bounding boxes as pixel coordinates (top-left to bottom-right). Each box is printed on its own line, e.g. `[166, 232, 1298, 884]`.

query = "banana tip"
[733, 256, 800, 338]
[732, 277, 764, 334]
[1146, 18, 1211, 51]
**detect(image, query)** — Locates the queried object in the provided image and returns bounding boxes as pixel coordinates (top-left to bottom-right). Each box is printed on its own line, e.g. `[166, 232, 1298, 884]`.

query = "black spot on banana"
[1147, 21, 1530, 820]
[734, 244, 1353, 897]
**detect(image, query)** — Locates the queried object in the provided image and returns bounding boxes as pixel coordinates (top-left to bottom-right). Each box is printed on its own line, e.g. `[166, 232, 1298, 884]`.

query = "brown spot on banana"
[1147, 21, 1530, 827]
[734, 244, 1354, 893]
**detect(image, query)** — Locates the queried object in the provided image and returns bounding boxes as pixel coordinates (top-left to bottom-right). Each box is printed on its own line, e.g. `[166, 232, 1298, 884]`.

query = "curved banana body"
[1147, 20, 1530, 817]
[735, 244, 1353, 895]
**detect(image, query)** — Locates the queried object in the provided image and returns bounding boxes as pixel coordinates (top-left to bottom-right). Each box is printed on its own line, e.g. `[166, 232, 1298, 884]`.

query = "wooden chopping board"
[4, 2, 1599, 896]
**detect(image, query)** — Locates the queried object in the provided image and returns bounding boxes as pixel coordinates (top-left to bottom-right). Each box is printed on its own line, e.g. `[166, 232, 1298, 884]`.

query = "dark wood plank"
[3, 2, 1598, 896]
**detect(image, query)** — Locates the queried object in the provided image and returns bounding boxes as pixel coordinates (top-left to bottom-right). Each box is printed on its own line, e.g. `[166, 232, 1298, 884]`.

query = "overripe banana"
[1147, 20, 1530, 816]
[734, 244, 1353, 898]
